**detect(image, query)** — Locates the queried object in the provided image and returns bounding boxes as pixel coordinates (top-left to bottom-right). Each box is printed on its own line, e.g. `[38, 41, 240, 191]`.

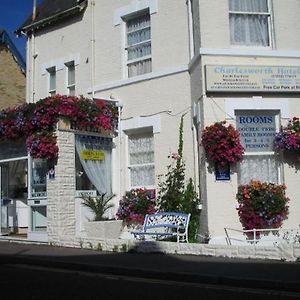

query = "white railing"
[224, 227, 300, 246]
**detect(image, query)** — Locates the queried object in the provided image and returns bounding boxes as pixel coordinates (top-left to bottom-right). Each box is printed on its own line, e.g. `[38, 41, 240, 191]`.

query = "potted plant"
[116, 188, 156, 226]
[236, 180, 289, 238]
[83, 193, 123, 239]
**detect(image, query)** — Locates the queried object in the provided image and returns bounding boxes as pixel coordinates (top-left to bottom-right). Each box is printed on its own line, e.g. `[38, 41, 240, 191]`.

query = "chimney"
[32, 0, 37, 21]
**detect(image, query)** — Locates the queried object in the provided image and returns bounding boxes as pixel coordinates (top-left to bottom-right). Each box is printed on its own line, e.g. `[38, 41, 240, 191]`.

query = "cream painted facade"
[25, 0, 197, 241]
[21, 0, 300, 246]
[190, 0, 300, 243]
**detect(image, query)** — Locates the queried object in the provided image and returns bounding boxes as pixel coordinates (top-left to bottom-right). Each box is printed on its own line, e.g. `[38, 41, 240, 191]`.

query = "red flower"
[201, 121, 244, 165]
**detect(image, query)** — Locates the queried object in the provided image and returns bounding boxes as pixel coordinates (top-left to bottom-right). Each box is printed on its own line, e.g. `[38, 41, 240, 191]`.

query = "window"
[128, 132, 155, 188]
[30, 159, 47, 198]
[75, 135, 112, 195]
[229, 0, 271, 47]
[66, 61, 75, 96]
[125, 12, 152, 77]
[47, 67, 56, 96]
[236, 111, 280, 184]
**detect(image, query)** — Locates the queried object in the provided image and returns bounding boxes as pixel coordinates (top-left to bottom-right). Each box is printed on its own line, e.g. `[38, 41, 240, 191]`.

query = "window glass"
[126, 13, 152, 77]
[75, 135, 112, 195]
[229, 0, 270, 47]
[66, 62, 75, 96]
[48, 67, 56, 96]
[31, 159, 47, 198]
[0, 139, 27, 160]
[236, 111, 279, 184]
[128, 132, 155, 187]
[31, 206, 47, 232]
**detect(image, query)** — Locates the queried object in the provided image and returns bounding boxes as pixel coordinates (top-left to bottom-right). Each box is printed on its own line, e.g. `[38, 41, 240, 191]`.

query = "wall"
[0, 45, 25, 108]
[47, 128, 76, 245]
[190, 0, 300, 242]
[28, 0, 196, 218]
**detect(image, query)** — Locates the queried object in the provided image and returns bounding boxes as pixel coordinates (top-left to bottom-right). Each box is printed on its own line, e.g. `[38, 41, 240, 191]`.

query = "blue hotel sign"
[205, 65, 300, 92]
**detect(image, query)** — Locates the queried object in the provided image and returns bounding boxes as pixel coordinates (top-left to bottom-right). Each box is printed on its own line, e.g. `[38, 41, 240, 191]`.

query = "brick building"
[0, 29, 26, 109]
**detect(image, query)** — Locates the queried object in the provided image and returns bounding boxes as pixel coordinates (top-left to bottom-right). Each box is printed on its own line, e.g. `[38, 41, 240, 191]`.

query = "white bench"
[131, 212, 191, 243]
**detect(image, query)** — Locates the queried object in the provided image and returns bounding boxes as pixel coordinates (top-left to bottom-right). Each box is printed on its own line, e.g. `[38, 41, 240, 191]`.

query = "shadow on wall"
[282, 152, 300, 172]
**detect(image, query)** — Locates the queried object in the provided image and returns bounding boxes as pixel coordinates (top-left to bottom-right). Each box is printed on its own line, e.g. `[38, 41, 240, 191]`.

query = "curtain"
[238, 155, 279, 185]
[75, 135, 112, 195]
[229, 0, 269, 46]
[128, 133, 155, 187]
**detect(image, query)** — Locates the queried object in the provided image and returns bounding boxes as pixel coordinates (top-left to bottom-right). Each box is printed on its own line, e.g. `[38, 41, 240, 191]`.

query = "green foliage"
[82, 193, 114, 221]
[157, 115, 200, 242]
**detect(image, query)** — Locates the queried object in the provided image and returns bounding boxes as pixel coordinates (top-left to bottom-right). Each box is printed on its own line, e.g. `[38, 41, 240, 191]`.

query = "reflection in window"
[31, 159, 47, 198]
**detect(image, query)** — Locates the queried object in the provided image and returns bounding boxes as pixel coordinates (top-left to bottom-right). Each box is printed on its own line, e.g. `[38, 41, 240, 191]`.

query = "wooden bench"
[131, 212, 191, 243]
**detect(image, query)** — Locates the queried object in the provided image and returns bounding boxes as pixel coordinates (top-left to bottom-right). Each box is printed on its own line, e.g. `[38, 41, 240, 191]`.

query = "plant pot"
[84, 220, 123, 239]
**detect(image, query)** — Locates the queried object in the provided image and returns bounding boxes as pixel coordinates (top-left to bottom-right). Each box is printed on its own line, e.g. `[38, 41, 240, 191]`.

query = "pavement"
[0, 240, 300, 293]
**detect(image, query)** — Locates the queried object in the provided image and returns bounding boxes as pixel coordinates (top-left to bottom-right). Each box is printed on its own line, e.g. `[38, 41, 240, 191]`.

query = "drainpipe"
[90, 0, 95, 98]
[30, 0, 37, 102]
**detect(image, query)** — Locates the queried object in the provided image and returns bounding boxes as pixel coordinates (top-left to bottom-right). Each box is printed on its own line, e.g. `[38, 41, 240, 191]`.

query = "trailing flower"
[274, 117, 300, 156]
[236, 180, 289, 233]
[0, 95, 119, 161]
[201, 121, 244, 166]
[116, 188, 156, 225]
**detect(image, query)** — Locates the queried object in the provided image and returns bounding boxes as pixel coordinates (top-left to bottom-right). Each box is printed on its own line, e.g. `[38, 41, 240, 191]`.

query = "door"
[0, 163, 9, 235]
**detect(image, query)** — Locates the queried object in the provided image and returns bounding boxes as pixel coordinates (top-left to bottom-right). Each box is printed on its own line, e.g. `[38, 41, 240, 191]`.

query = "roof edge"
[16, 0, 87, 35]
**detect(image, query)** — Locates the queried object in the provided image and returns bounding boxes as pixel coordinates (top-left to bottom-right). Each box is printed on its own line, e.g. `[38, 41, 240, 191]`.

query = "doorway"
[0, 159, 28, 237]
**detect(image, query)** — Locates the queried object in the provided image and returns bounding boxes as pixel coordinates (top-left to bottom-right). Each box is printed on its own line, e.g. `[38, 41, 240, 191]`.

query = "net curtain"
[75, 135, 112, 195]
[229, 0, 269, 46]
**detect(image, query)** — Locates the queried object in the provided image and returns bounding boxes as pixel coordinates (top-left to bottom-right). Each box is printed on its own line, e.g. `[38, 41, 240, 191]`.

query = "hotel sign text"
[206, 65, 300, 92]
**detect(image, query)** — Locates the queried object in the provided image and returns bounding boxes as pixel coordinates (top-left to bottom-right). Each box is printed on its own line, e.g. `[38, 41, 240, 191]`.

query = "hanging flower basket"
[0, 95, 119, 162]
[274, 117, 300, 159]
[201, 121, 244, 167]
[236, 180, 289, 235]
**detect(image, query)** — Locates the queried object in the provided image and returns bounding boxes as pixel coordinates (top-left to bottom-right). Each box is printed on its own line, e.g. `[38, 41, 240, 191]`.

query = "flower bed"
[201, 121, 244, 166]
[116, 188, 156, 225]
[236, 180, 289, 233]
[0, 95, 118, 161]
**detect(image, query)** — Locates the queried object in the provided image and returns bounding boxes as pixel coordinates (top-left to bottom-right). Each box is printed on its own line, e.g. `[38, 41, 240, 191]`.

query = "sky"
[0, 0, 43, 61]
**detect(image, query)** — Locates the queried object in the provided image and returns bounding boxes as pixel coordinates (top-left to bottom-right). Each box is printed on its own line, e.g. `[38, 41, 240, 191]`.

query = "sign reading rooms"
[205, 65, 300, 92]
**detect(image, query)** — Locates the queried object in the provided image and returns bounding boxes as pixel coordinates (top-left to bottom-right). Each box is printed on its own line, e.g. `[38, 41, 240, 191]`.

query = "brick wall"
[0, 45, 25, 109]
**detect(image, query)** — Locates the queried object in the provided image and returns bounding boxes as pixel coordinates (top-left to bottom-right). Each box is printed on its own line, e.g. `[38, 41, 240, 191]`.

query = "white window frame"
[236, 110, 282, 185]
[126, 130, 155, 189]
[229, 0, 273, 49]
[47, 66, 56, 96]
[123, 11, 152, 78]
[65, 61, 75, 96]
